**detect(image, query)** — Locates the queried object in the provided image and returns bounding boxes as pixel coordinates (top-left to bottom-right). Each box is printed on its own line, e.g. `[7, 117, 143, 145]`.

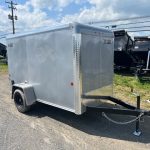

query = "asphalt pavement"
[0, 74, 150, 150]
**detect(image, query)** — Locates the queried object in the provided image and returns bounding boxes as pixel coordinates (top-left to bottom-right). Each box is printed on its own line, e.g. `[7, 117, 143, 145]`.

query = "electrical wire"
[126, 30, 150, 33]
[0, 32, 13, 37]
[114, 25, 150, 30]
[89, 15, 150, 24]
[1, 16, 150, 38]
[100, 20, 150, 28]
[0, 36, 6, 39]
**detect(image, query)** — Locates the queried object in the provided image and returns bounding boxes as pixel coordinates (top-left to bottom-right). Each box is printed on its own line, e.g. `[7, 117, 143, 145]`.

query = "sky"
[0, 0, 150, 43]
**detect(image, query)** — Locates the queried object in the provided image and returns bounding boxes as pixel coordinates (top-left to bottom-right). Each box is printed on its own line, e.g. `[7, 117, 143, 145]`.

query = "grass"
[114, 74, 150, 110]
[0, 58, 8, 74]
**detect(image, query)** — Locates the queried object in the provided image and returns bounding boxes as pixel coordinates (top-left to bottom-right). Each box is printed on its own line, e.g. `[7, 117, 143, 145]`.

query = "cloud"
[61, 0, 150, 37]
[29, 0, 73, 10]
[60, 0, 150, 38]
[0, 0, 83, 34]
[16, 2, 56, 30]
[88, 0, 150, 17]
[61, 6, 120, 24]
[0, 1, 57, 35]
[0, 7, 11, 33]
[0, 0, 150, 38]
[29, 0, 86, 11]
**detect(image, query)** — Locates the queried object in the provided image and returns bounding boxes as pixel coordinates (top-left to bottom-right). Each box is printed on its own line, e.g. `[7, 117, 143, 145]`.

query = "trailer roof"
[6, 22, 113, 40]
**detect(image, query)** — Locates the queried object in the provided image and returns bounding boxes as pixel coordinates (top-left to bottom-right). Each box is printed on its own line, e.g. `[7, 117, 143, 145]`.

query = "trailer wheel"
[13, 89, 31, 113]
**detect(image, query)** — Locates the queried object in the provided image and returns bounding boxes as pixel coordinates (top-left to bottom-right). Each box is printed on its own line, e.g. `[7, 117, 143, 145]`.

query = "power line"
[0, 33, 12, 37]
[113, 25, 150, 30]
[0, 36, 6, 39]
[89, 15, 150, 24]
[5, 0, 18, 34]
[124, 30, 150, 33]
[100, 20, 150, 28]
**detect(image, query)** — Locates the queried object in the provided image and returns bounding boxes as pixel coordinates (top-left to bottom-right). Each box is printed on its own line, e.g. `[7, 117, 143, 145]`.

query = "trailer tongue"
[82, 94, 150, 136]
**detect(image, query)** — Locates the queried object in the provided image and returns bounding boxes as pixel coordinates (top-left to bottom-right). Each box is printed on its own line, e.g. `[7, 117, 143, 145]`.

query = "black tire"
[13, 89, 31, 113]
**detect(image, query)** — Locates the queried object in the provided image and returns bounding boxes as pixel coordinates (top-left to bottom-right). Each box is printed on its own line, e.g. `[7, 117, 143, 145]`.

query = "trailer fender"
[12, 83, 36, 106]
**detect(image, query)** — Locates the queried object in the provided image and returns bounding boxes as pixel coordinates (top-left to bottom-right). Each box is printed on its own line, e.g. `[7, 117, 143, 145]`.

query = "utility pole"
[5, 0, 18, 34]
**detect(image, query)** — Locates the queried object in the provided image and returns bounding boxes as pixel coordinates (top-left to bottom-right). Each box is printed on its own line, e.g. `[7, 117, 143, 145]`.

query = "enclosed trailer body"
[7, 23, 114, 115]
[6, 23, 150, 135]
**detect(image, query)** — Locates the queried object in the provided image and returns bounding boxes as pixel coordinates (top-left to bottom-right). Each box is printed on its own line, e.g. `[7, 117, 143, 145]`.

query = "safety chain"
[102, 112, 144, 125]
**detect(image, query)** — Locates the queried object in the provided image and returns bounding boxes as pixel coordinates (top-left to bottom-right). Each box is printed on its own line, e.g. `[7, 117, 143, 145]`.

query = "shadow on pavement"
[27, 102, 150, 144]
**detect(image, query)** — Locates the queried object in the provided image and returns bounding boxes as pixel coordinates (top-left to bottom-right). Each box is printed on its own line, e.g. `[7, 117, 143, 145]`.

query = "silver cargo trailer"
[6, 23, 150, 135]
[7, 23, 114, 114]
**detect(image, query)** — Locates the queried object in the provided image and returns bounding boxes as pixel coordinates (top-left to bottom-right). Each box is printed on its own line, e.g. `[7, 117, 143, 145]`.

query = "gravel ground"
[0, 73, 150, 150]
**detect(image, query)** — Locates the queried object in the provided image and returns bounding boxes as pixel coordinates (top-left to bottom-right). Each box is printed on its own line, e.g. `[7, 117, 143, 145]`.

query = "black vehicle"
[114, 30, 150, 75]
[131, 36, 150, 74]
[114, 30, 139, 70]
[0, 43, 7, 58]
